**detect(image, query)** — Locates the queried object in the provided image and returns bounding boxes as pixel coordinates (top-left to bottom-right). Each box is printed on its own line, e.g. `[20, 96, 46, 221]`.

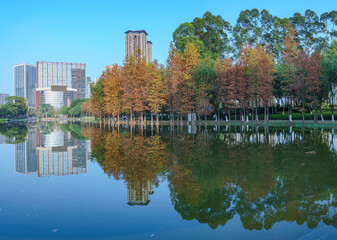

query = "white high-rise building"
[13, 63, 36, 108]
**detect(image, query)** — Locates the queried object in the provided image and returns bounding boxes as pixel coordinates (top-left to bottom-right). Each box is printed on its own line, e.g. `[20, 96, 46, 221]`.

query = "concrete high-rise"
[146, 41, 152, 63]
[13, 63, 37, 108]
[125, 30, 152, 63]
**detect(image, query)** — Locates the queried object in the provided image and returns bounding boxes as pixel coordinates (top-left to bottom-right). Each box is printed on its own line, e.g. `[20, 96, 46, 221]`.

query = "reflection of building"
[36, 61, 86, 108]
[0, 134, 12, 144]
[15, 128, 37, 174]
[127, 181, 154, 206]
[36, 126, 87, 177]
[86, 140, 92, 161]
[13, 63, 37, 108]
[0, 93, 10, 105]
[125, 30, 152, 63]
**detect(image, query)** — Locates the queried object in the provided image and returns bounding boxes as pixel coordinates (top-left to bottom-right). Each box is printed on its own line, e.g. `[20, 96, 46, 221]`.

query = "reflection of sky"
[0, 147, 326, 240]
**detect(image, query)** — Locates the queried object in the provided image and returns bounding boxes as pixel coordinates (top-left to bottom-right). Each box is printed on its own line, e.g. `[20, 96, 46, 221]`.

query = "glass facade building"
[13, 63, 37, 108]
[36, 61, 86, 108]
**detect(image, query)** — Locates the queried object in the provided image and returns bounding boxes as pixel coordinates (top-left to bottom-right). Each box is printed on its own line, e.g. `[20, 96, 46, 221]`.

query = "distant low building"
[104, 65, 114, 72]
[0, 93, 10, 105]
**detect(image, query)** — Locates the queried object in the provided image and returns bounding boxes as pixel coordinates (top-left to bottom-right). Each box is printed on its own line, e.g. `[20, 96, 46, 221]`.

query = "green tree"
[39, 104, 54, 118]
[0, 96, 28, 119]
[70, 103, 82, 117]
[321, 40, 337, 121]
[173, 22, 205, 54]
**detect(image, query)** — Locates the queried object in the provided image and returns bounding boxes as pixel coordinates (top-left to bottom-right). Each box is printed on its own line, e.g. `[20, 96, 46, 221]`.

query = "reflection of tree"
[88, 125, 337, 230]
[60, 124, 86, 140]
[89, 128, 168, 204]
[0, 124, 27, 143]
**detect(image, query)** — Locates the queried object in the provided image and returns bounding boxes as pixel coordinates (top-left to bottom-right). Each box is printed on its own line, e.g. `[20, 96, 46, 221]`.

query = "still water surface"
[1, 123, 337, 239]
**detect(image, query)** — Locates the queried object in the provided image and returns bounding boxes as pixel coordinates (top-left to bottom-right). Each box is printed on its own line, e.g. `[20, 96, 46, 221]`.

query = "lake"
[1, 123, 337, 239]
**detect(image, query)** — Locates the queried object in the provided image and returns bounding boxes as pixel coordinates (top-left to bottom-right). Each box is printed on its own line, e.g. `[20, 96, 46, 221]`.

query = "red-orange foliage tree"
[102, 64, 122, 124]
[165, 43, 184, 123]
[306, 51, 323, 123]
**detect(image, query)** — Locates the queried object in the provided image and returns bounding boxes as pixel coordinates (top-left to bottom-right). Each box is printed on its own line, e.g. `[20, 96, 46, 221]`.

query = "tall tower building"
[125, 30, 152, 63]
[13, 63, 37, 108]
[146, 41, 152, 63]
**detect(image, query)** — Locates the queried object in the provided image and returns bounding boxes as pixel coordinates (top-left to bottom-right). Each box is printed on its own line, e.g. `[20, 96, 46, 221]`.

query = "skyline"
[1, 0, 336, 95]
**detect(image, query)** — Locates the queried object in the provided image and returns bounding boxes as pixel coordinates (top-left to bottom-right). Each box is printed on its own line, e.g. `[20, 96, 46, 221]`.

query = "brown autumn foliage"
[102, 64, 122, 121]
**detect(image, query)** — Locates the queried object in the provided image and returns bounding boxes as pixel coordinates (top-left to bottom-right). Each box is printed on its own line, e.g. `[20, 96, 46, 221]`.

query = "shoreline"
[2, 118, 337, 129]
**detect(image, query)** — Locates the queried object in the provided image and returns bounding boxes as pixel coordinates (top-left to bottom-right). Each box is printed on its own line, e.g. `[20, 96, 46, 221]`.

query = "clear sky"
[0, 0, 336, 94]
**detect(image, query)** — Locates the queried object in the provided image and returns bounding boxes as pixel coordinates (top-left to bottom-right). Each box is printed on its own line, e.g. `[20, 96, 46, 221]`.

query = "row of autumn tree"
[87, 10, 337, 124]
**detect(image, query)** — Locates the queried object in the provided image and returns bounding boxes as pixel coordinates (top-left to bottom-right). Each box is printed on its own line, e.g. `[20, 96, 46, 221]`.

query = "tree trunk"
[302, 100, 305, 124]
[264, 106, 267, 123]
[289, 98, 292, 122]
[161, 108, 163, 122]
[314, 99, 318, 124]
[151, 112, 153, 126]
[156, 113, 159, 126]
[130, 110, 132, 125]
[331, 98, 335, 122]
[255, 99, 258, 121]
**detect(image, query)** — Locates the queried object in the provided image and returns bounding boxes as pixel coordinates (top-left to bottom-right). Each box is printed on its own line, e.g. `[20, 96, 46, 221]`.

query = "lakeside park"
[1, 1, 337, 239]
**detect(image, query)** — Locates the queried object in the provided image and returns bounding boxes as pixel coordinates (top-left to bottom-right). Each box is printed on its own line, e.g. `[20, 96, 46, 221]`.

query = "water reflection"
[0, 124, 90, 177]
[2, 123, 337, 234]
[36, 125, 87, 177]
[86, 124, 337, 231]
[15, 126, 37, 174]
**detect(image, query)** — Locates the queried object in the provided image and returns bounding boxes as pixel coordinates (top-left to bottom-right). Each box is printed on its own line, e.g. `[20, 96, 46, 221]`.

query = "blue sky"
[0, 0, 336, 94]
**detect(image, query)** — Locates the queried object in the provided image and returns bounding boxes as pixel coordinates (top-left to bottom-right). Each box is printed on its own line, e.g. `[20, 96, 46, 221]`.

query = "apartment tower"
[125, 30, 152, 63]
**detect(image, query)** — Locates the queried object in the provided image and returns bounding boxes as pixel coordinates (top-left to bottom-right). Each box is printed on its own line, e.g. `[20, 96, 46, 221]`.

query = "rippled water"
[1, 123, 337, 239]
